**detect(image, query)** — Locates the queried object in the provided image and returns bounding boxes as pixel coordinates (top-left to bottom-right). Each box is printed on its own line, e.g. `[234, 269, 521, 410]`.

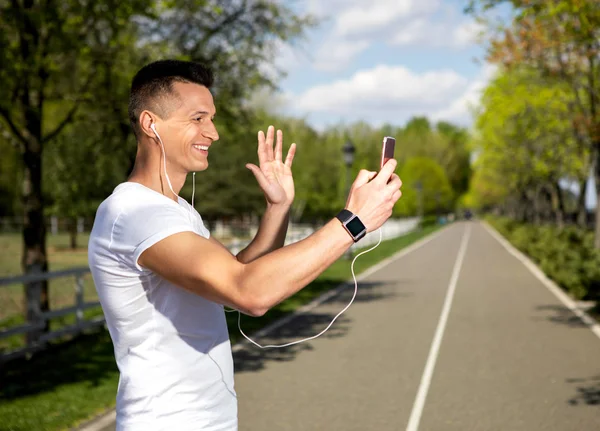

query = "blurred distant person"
[88, 59, 402, 430]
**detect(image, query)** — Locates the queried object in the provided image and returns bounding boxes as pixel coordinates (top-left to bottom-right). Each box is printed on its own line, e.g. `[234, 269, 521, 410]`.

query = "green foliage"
[396, 157, 454, 216]
[419, 215, 439, 228]
[468, 66, 588, 215]
[468, 0, 600, 245]
[487, 216, 600, 300]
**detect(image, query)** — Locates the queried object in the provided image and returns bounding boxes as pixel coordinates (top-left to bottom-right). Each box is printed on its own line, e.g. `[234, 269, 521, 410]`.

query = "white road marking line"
[232, 225, 453, 352]
[482, 221, 600, 341]
[406, 224, 471, 431]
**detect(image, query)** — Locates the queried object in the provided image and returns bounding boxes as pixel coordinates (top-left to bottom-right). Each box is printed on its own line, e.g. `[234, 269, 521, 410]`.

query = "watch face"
[346, 216, 366, 236]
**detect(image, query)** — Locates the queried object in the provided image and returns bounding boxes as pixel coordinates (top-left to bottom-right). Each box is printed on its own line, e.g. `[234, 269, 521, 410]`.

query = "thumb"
[246, 164, 270, 190]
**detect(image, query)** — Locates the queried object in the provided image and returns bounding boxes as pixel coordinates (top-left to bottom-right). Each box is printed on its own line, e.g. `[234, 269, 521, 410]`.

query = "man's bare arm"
[139, 218, 352, 317]
[139, 162, 402, 317]
[236, 204, 290, 263]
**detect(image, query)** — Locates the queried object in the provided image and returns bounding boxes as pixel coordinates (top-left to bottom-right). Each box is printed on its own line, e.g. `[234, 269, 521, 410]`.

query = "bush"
[486, 216, 600, 300]
[419, 215, 439, 228]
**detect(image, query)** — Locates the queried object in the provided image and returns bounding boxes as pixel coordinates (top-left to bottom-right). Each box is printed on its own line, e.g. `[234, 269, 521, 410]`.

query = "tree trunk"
[19, 0, 50, 343]
[577, 177, 588, 228]
[533, 187, 542, 226]
[22, 143, 50, 343]
[595, 146, 600, 248]
[552, 182, 565, 228]
[69, 217, 78, 250]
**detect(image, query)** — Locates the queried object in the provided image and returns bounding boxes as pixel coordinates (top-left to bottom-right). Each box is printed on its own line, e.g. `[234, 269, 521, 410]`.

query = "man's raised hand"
[246, 125, 297, 207]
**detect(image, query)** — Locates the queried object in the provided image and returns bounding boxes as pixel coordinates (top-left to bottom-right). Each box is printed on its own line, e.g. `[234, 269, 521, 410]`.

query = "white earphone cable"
[226, 227, 383, 348]
[151, 123, 194, 219]
[192, 172, 196, 209]
[152, 122, 382, 349]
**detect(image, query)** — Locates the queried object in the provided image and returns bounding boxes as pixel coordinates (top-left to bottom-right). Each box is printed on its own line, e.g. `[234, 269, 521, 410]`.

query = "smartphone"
[381, 136, 396, 169]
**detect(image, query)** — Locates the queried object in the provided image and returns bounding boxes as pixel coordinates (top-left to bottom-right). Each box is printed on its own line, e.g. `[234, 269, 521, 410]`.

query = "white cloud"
[295, 64, 468, 117]
[431, 64, 497, 125]
[313, 39, 370, 72]
[391, 19, 485, 48]
[334, 0, 440, 39]
[304, 0, 482, 72]
[452, 21, 486, 48]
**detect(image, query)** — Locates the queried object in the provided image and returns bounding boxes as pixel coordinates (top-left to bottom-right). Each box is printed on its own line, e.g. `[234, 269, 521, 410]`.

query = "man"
[88, 59, 402, 430]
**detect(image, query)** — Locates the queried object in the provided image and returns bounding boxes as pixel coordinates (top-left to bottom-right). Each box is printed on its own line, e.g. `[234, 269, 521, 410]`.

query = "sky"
[266, 0, 492, 131]
[260, 0, 597, 209]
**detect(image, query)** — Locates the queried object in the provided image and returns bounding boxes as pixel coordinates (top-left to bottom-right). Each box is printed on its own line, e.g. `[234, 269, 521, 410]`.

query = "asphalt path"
[94, 221, 600, 431]
[233, 221, 600, 431]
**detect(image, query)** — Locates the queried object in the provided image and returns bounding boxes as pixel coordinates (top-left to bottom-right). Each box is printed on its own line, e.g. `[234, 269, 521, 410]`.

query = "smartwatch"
[335, 209, 367, 242]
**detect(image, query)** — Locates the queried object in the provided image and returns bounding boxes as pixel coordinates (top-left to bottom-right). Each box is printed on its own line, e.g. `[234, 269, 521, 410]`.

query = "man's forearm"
[238, 217, 354, 315]
[236, 204, 290, 263]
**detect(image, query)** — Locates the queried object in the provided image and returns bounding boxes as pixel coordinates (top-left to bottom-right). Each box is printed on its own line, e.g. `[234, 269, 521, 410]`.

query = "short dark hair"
[128, 59, 214, 138]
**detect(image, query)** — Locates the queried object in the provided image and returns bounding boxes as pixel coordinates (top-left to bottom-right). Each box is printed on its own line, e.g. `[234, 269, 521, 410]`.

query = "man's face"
[158, 81, 219, 173]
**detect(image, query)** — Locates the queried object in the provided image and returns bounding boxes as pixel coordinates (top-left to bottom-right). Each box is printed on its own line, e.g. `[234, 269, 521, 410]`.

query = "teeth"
[193, 145, 209, 151]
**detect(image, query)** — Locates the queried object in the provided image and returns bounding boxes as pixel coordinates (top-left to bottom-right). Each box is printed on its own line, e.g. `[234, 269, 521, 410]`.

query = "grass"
[0, 233, 98, 352]
[0, 224, 443, 431]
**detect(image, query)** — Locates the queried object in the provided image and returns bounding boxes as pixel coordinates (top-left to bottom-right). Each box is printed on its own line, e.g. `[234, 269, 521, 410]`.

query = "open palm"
[246, 126, 296, 207]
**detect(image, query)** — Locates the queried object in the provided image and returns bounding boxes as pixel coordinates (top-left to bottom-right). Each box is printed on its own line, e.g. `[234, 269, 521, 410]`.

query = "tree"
[396, 157, 454, 217]
[0, 136, 21, 218]
[469, 66, 588, 224]
[436, 121, 472, 198]
[0, 0, 315, 340]
[0, 0, 153, 339]
[467, 0, 600, 242]
[397, 117, 472, 207]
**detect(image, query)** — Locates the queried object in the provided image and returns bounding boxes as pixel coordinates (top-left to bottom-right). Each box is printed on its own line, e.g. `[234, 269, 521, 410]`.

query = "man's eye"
[195, 117, 203, 122]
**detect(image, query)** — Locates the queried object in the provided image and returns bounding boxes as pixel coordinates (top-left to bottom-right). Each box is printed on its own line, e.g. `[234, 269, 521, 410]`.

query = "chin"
[192, 163, 209, 172]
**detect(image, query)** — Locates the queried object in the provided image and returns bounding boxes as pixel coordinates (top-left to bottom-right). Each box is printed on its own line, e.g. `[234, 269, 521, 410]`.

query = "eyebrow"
[190, 110, 215, 117]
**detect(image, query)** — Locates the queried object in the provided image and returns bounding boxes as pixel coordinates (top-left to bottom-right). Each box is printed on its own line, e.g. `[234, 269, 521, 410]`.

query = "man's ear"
[139, 111, 158, 139]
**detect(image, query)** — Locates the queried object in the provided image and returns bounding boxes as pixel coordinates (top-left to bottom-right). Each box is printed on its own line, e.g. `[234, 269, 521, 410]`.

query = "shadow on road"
[233, 280, 400, 374]
[533, 304, 590, 329]
[566, 375, 600, 406]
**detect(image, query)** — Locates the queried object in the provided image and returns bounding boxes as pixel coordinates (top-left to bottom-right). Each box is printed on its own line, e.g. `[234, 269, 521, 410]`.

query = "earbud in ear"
[150, 122, 160, 140]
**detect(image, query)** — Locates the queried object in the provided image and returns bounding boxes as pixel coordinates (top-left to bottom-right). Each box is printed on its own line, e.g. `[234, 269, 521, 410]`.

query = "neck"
[128, 143, 186, 202]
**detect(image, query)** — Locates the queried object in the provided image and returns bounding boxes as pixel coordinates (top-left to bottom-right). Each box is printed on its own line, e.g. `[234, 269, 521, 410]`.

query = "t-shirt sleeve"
[110, 202, 196, 272]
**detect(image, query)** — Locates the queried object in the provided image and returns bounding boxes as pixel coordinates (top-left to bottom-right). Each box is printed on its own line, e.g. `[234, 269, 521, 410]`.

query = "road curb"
[75, 225, 451, 430]
[72, 408, 116, 431]
[482, 221, 600, 341]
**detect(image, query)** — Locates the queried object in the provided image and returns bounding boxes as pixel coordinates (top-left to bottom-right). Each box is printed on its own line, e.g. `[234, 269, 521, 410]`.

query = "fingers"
[246, 163, 270, 190]
[257, 130, 267, 167]
[258, 126, 281, 166]
[392, 189, 402, 202]
[352, 169, 377, 189]
[275, 129, 283, 163]
[385, 173, 402, 192]
[373, 159, 398, 185]
[266, 126, 275, 162]
[285, 143, 296, 168]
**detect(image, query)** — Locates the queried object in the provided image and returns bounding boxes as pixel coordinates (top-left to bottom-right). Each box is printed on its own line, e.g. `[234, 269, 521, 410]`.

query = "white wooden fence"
[0, 217, 421, 362]
[0, 267, 104, 363]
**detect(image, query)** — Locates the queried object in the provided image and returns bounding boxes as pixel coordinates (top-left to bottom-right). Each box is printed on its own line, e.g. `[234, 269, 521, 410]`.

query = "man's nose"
[203, 122, 219, 141]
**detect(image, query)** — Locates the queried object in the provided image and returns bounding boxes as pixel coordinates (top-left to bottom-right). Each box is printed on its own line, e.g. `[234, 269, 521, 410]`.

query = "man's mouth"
[192, 144, 210, 154]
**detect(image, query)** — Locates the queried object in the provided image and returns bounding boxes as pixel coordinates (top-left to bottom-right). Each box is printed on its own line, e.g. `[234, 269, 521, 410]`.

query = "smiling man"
[88, 59, 402, 430]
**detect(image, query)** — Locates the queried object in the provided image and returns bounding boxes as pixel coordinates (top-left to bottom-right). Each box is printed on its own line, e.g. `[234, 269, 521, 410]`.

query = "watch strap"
[335, 209, 367, 242]
[335, 208, 354, 224]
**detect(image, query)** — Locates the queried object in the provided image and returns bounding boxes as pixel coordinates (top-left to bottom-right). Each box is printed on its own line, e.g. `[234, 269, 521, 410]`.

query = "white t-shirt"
[88, 182, 237, 431]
